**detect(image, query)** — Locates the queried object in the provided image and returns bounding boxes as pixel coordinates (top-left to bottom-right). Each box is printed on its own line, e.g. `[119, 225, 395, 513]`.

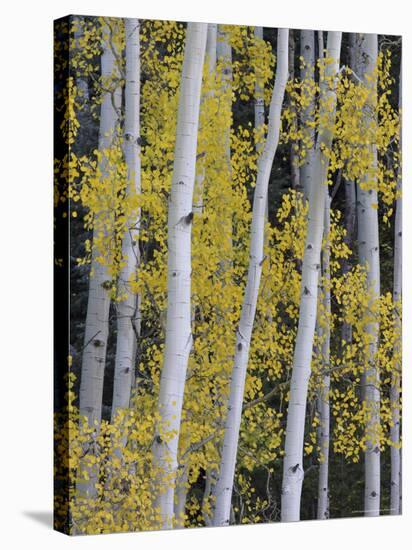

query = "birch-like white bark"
[79, 22, 121, 429]
[254, 26, 265, 155]
[281, 31, 342, 522]
[212, 29, 289, 527]
[193, 23, 217, 216]
[317, 188, 331, 520]
[300, 30, 315, 200]
[355, 33, 381, 518]
[78, 21, 122, 498]
[152, 22, 207, 529]
[288, 31, 300, 191]
[111, 18, 141, 420]
[390, 61, 402, 515]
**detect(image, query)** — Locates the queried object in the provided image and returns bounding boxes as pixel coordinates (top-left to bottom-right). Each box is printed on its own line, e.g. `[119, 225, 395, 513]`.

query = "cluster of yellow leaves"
[54, 18, 402, 533]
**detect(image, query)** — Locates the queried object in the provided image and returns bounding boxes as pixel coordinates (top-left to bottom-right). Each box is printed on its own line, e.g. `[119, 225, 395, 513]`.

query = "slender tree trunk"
[78, 21, 122, 499]
[217, 24, 233, 166]
[212, 29, 289, 527]
[111, 18, 141, 421]
[193, 23, 217, 216]
[288, 31, 300, 191]
[174, 466, 189, 527]
[317, 31, 324, 59]
[355, 33, 381, 518]
[340, 33, 357, 346]
[317, 188, 331, 520]
[390, 61, 402, 515]
[281, 31, 342, 522]
[300, 30, 315, 200]
[216, 24, 233, 253]
[152, 22, 207, 529]
[254, 26, 265, 154]
[172, 25, 218, 524]
[341, 177, 356, 343]
[202, 468, 213, 526]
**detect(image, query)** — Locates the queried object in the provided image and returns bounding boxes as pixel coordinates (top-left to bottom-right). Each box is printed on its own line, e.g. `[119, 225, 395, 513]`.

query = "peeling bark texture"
[212, 29, 289, 527]
[111, 18, 141, 421]
[317, 188, 331, 520]
[78, 21, 122, 498]
[300, 30, 315, 200]
[390, 61, 402, 516]
[152, 22, 208, 529]
[355, 33, 381, 518]
[281, 31, 342, 522]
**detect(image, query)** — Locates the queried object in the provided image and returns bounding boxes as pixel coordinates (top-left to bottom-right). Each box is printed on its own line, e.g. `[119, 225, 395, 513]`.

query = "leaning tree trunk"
[78, 21, 122, 499]
[390, 61, 402, 515]
[317, 187, 331, 520]
[152, 22, 207, 529]
[281, 31, 342, 523]
[212, 28, 289, 527]
[111, 18, 141, 421]
[300, 30, 315, 200]
[355, 33, 381, 518]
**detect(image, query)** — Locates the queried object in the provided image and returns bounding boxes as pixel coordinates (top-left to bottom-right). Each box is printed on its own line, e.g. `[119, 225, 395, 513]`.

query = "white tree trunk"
[390, 61, 402, 515]
[193, 23, 217, 216]
[111, 19, 141, 420]
[79, 22, 121, 429]
[317, 188, 331, 520]
[254, 26, 265, 154]
[355, 33, 381, 518]
[174, 466, 189, 526]
[78, 21, 122, 498]
[281, 31, 342, 522]
[152, 22, 207, 529]
[216, 25, 233, 173]
[212, 29, 289, 527]
[300, 30, 315, 200]
[288, 32, 300, 191]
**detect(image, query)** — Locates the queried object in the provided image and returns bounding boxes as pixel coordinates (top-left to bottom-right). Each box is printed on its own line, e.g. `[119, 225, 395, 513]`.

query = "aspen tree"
[281, 31, 342, 522]
[111, 18, 141, 420]
[254, 27, 265, 154]
[288, 31, 300, 190]
[390, 61, 402, 515]
[193, 23, 217, 216]
[300, 30, 316, 200]
[212, 28, 289, 527]
[152, 22, 208, 528]
[355, 33, 381, 517]
[174, 24, 218, 526]
[78, 21, 122, 499]
[317, 188, 331, 520]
